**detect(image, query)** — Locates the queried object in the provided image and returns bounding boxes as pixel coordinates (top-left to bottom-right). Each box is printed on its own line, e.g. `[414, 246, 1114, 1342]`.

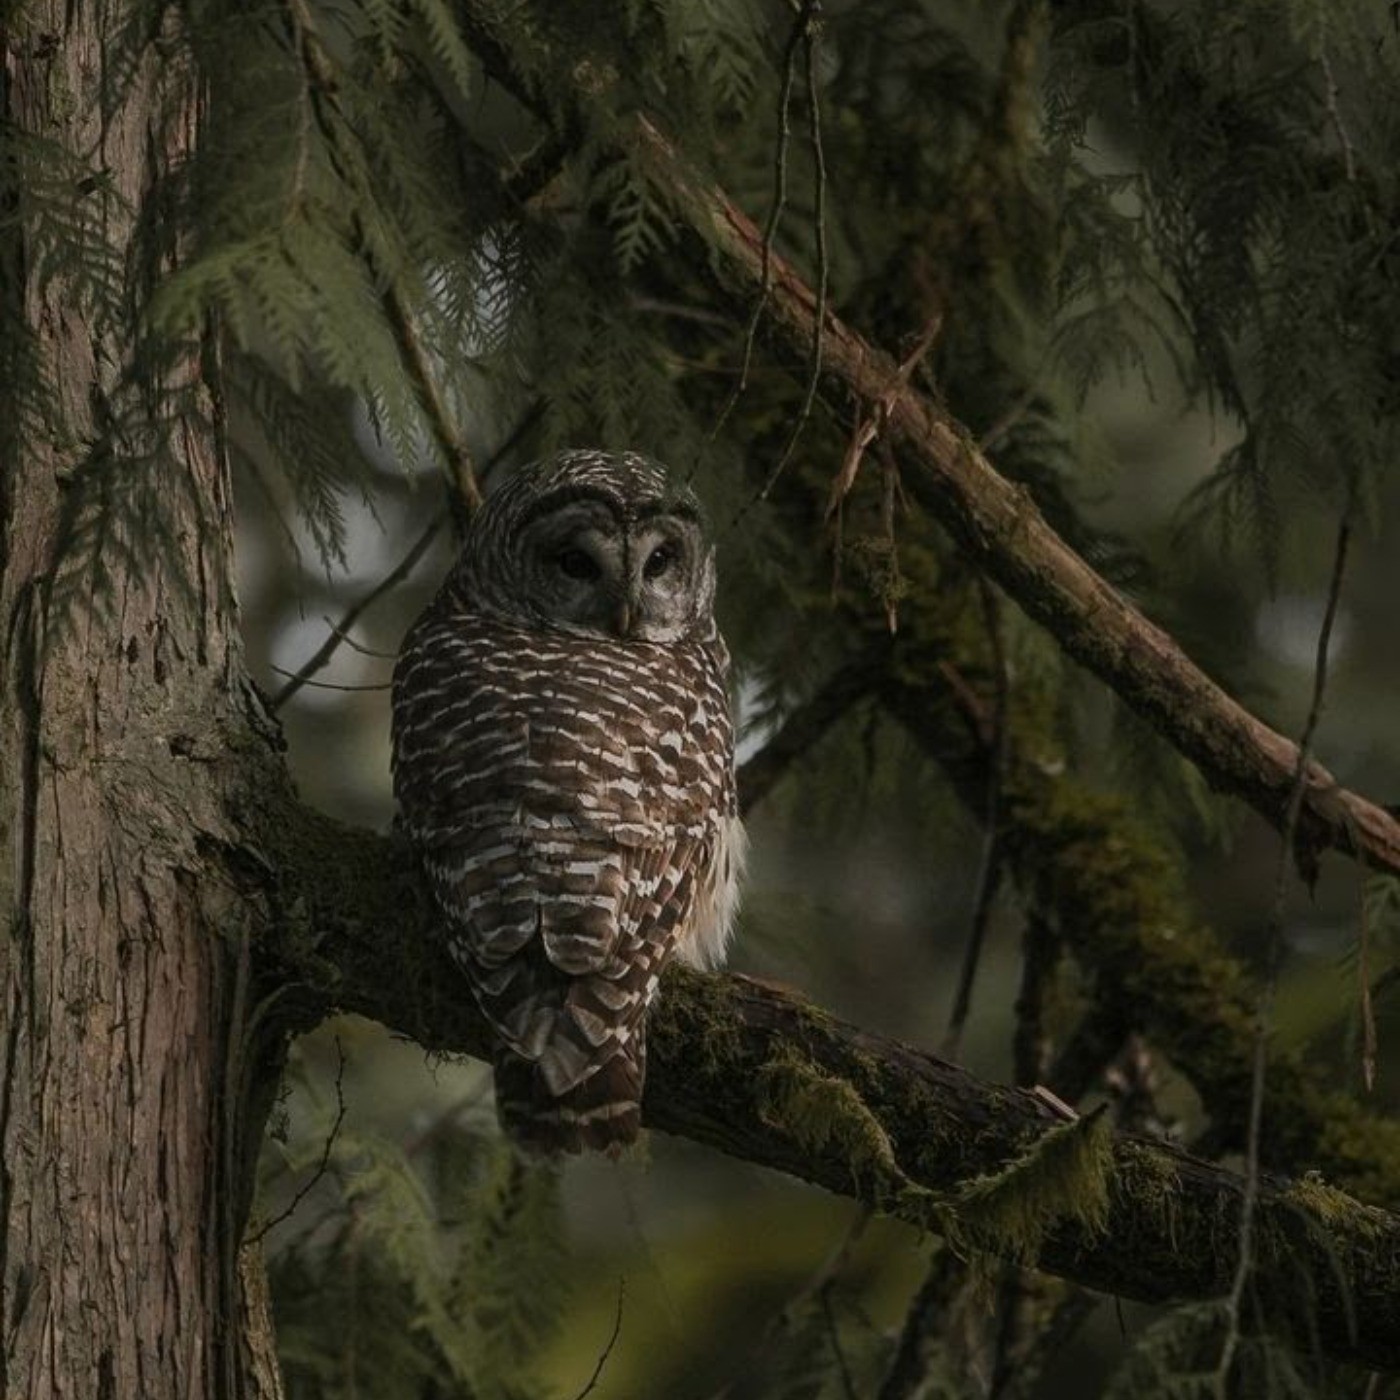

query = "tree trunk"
[0, 7, 280, 1395]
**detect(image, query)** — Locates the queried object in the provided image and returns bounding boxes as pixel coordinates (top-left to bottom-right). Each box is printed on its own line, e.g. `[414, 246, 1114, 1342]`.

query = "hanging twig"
[709, 0, 811, 446]
[248, 1037, 348, 1246]
[571, 1277, 626, 1400]
[759, 1, 829, 501]
[1012, 911, 1060, 1090]
[824, 317, 940, 520]
[1320, 51, 1358, 184]
[269, 513, 446, 710]
[943, 580, 1011, 1059]
[1358, 870, 1379, 1093]
[1215, 512, 1353, 1394]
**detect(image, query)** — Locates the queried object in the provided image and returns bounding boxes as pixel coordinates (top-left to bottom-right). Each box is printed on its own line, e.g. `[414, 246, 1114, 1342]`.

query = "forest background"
[4, 1, 1400, 1397]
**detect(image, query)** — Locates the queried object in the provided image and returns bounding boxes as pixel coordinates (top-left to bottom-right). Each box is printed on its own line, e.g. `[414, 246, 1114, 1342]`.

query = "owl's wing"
[392, 605, 734, 1151]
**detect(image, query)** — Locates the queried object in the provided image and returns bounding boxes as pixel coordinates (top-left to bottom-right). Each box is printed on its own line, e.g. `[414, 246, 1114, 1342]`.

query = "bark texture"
[0, 9, 282, 1396]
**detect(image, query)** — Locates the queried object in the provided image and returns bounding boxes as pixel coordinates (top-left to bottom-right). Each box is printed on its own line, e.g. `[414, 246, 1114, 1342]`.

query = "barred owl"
[392, 449, 745, 1155]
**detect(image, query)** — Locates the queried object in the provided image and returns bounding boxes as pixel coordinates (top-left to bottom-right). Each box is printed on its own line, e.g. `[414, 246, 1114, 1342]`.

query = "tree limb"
[251, 802, 1400, 1374]
[454, 0, 1400, 881]
[734, 655, 879, 817]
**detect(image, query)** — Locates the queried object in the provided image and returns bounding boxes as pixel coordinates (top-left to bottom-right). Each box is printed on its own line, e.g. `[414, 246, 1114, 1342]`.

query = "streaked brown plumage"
[392, 450, 743, 1154]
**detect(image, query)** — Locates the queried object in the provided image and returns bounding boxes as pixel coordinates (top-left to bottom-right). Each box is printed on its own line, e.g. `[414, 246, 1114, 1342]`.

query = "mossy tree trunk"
[0, 6, 282, 1395]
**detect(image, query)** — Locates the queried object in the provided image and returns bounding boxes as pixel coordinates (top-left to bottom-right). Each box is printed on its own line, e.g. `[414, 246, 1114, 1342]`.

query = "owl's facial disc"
[516, 495, 709, 642]
[523, 503, 626, 634]
[625, 521, 698, 642]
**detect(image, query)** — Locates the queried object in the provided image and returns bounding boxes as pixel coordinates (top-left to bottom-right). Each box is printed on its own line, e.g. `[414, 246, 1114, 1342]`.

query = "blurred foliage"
[13, 0, 1400, 1391]
[260, 1039, 566, 1400]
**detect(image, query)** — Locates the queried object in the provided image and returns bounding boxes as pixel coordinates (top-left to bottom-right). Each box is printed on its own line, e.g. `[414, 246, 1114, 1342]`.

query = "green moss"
[1285, 1170, 1387, 1242]
[757, 1049, 898, 1185]
[651, 966, 745, 1077]
[950, 1107, 1114, 1263]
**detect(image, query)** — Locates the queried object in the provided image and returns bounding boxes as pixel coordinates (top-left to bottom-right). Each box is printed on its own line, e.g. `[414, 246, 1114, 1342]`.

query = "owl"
[392, 449, 745, 1154]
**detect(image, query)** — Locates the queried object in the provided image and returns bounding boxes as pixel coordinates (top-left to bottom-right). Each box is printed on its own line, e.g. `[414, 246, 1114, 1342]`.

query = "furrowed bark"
[0, 9, 284, 1395]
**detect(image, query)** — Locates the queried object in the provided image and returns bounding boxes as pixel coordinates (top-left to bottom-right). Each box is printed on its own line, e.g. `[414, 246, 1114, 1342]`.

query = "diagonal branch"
[252, 801, 1400, 1375]
[454, 0, 1400, 880]
[735, 655, 880, 817]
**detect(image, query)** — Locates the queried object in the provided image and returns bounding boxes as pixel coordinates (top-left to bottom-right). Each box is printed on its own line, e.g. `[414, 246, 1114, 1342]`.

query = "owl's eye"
[555, 547, 600, 581]
[643, 543, 678, 580]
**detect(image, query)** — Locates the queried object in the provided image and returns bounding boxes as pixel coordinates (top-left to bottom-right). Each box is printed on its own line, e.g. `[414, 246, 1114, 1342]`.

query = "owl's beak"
[613, 596, 633, 638]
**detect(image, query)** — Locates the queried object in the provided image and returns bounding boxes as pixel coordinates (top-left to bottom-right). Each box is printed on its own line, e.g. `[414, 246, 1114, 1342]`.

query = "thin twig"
[380, 286, 483, 524]
[269, 513, 446, 710]
[1012, 912, 1059, 1089]
[1320, 51, 1358, 184]
[819, 1281, 858, 1400]
[249, 1037, 348, 1246]
[709, 1, 810, 446]
[571, 1277, 626, 1400]
[878, 441, 904, 632]
[1215, 513, 1352, 1394]
[268, 664, 391, 695]
[876, 1249, 961, 1400]
[708, 1206, 872, 1400]
[330, 629, 397, 660]
[269, 411, 539, 710]
[943, 581, 1011, 1059]
[992, 1286, 1099, 1400]
[1358, 868, 1378, 1092]
[759, 2, 829, 501]
[824, 317, 940, 521]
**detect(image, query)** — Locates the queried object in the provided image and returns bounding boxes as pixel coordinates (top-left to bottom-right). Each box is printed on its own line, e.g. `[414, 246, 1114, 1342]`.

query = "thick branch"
[253, 803, 1400, 1373]
[455, 2, 1400, 881]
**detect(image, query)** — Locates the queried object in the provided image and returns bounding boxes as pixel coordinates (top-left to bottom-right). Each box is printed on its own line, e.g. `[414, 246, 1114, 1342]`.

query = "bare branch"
[379, 287, 482, 522]
[570, 1277, 625, 1400]
[269, 410, 540, 710]
[452, 0, 1400, 879]
[943, 582, 1010, 1059]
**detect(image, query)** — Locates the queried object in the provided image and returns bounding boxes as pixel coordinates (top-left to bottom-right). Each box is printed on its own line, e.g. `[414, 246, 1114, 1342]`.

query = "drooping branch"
[453, 1, 1400, 882]
[248, 798, 1400, 1374]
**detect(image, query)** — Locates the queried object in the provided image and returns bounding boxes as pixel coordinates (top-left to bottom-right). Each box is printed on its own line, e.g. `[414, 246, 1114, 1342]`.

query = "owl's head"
[455, 450, 718, 645]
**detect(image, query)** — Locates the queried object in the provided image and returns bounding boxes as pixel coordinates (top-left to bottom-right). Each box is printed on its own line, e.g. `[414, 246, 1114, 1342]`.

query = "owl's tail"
[493, 1034, 646, 1156]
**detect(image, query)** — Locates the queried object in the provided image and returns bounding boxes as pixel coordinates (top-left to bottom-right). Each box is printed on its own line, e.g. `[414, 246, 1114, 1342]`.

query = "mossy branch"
[879, 657, 1400, 1210]
[454, 0, 1400, 882]
[247, 799, 1400, 1374]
